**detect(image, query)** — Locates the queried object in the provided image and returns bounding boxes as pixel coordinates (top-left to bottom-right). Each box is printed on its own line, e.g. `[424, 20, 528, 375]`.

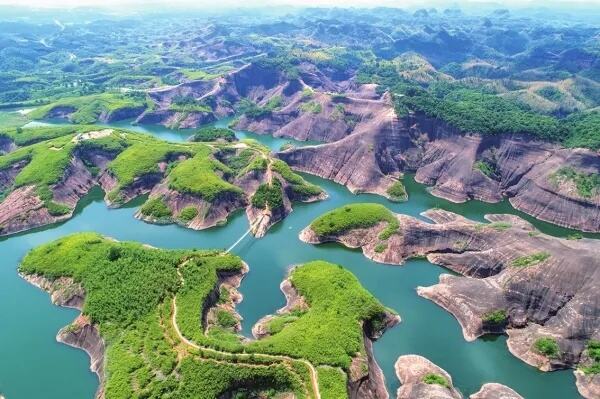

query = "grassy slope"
[249, 260, 393, 368]
[309, 203, 396, 236]
[28, 92, 148, 124]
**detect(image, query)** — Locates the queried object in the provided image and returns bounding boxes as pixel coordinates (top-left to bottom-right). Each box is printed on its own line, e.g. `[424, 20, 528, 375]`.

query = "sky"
[1, 0, 599, 9]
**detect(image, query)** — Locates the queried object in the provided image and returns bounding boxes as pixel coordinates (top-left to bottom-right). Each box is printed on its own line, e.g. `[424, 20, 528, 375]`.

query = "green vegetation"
[550, 166, 600, 198]
[299, 101, 322, 114]
[19, 233, 307, 398]
[189, 127, 236, 142]
[179, 69, 220, 81]
[271, 159, 322, 199]
[422, 373, 450, 388]
[140, 197, 172, 219]
[581, 340, 600, 375]
[251, 180, 284, 210]
[215, 309, 238, 328]
[108, 137, 192, 189]
[179, 206, 199, 222]
[563, 111, 600, 151]
[266, 314, 301, 335]
[511, 252, 551, 267]
[249, 261, 394, 368]
[238, 96, 282, 118]
[317, 367, 348, 399]
[169, 95, 212, 113]
[0, 126, 323, 233]
[0, 110, 29, 128]
[536, 86, 565, 102]
[476, 221, 513, 231]
[302, 87, 314, 98]
[168, 149, 243, 201]
[310, 203, 397, 237]
[386, 180, 407, 201]
[567, 233, 583, 240]
[474, 160, 497, 178]
[374, 243, 387, 253]
[534, 337, 560, 358]
[28, 92, 147, 124]
[482, 309, 508, 325]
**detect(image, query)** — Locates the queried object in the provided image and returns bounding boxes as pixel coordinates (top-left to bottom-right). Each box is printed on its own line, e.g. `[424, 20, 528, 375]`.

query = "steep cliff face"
[21, 274, 105, 399]
[278, 98, 402, 198]
[394, 355, 522, 399]
[282, 111, 600, 232]
[301, 208, 600, 398]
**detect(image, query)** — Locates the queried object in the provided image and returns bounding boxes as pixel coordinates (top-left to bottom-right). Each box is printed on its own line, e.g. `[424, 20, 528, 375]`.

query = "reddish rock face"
[282, 111, 600, 232]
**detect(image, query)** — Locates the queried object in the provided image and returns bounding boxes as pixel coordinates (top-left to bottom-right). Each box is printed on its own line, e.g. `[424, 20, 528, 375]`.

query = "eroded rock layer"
[281, 112, 600, 232]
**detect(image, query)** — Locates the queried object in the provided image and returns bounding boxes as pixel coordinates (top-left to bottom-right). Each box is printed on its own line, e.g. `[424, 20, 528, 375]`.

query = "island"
[301, 204, 600, 398]
[0, 126, 324, 237]
[19, 233, 399, 398]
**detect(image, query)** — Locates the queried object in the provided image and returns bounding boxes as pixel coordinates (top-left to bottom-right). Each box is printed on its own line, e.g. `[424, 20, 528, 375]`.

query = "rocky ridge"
[281, 111, 600, 232]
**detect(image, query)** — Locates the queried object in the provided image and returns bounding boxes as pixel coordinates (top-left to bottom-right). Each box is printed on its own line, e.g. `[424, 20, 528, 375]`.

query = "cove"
[0, 119, 590, 398]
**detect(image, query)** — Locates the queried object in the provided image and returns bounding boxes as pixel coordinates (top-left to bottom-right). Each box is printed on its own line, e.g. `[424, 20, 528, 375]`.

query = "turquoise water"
[0, 119, 589, 398]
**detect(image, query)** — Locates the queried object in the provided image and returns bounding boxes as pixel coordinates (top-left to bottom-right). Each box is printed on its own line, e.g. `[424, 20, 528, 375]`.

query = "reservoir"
[0, 117, 590, 398]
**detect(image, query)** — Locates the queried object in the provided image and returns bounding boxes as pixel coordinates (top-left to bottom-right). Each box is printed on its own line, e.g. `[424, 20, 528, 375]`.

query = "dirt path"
[171, 264, 321, 399]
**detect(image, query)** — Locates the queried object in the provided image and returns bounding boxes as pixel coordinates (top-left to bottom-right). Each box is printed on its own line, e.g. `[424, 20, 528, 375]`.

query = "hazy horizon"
[1, 0, 600, 10]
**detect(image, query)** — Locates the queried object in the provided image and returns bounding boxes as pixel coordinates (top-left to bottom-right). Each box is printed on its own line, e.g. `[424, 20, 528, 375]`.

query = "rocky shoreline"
[394, 355, 522, 399]
[279, 111, 600, 232]
[301, 207, 600, 398]
[20, 273, 106, 399]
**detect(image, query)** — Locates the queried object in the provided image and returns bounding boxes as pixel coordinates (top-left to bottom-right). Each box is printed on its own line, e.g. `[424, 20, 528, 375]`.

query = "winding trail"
[171, 265, 321, 399]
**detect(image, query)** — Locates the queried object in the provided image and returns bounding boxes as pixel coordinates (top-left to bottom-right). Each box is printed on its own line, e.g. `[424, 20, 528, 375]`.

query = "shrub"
[386, 181, 407, 201]
[550, 166, 600, 198]
[140, 197, 172, 218]
[534, 337, 560, 358]
[474, 160, 496, 178]
[251, 180, 283, 210]
[310, 203, 397, 237]
[482, 309, 507, 325]
[179, 206, 199, 222]
[422, 373, 450, 388]
[374, 243, 387, 253]
[190, 127, 236, 142]
[299, 101, 322, 114]
[511, 252, 550, 267]
[216, 309, 237, 328]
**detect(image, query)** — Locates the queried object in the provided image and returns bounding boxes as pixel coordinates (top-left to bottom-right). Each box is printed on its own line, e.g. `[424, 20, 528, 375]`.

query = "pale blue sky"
[1, 0, 599, 9]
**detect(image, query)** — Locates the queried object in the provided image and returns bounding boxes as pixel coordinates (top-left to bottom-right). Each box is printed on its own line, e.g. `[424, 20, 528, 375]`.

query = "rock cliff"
[395, 355, 522, 399]
[281, 111, 600, 232]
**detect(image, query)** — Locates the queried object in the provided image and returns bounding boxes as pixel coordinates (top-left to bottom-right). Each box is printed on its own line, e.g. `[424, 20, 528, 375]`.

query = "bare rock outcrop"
[281, 111, 600, 232]
[302, 208, 600, 398]
[469, 383, 523, 399]
[395, 355, 522, 399]
[395, 355, 461, 399]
